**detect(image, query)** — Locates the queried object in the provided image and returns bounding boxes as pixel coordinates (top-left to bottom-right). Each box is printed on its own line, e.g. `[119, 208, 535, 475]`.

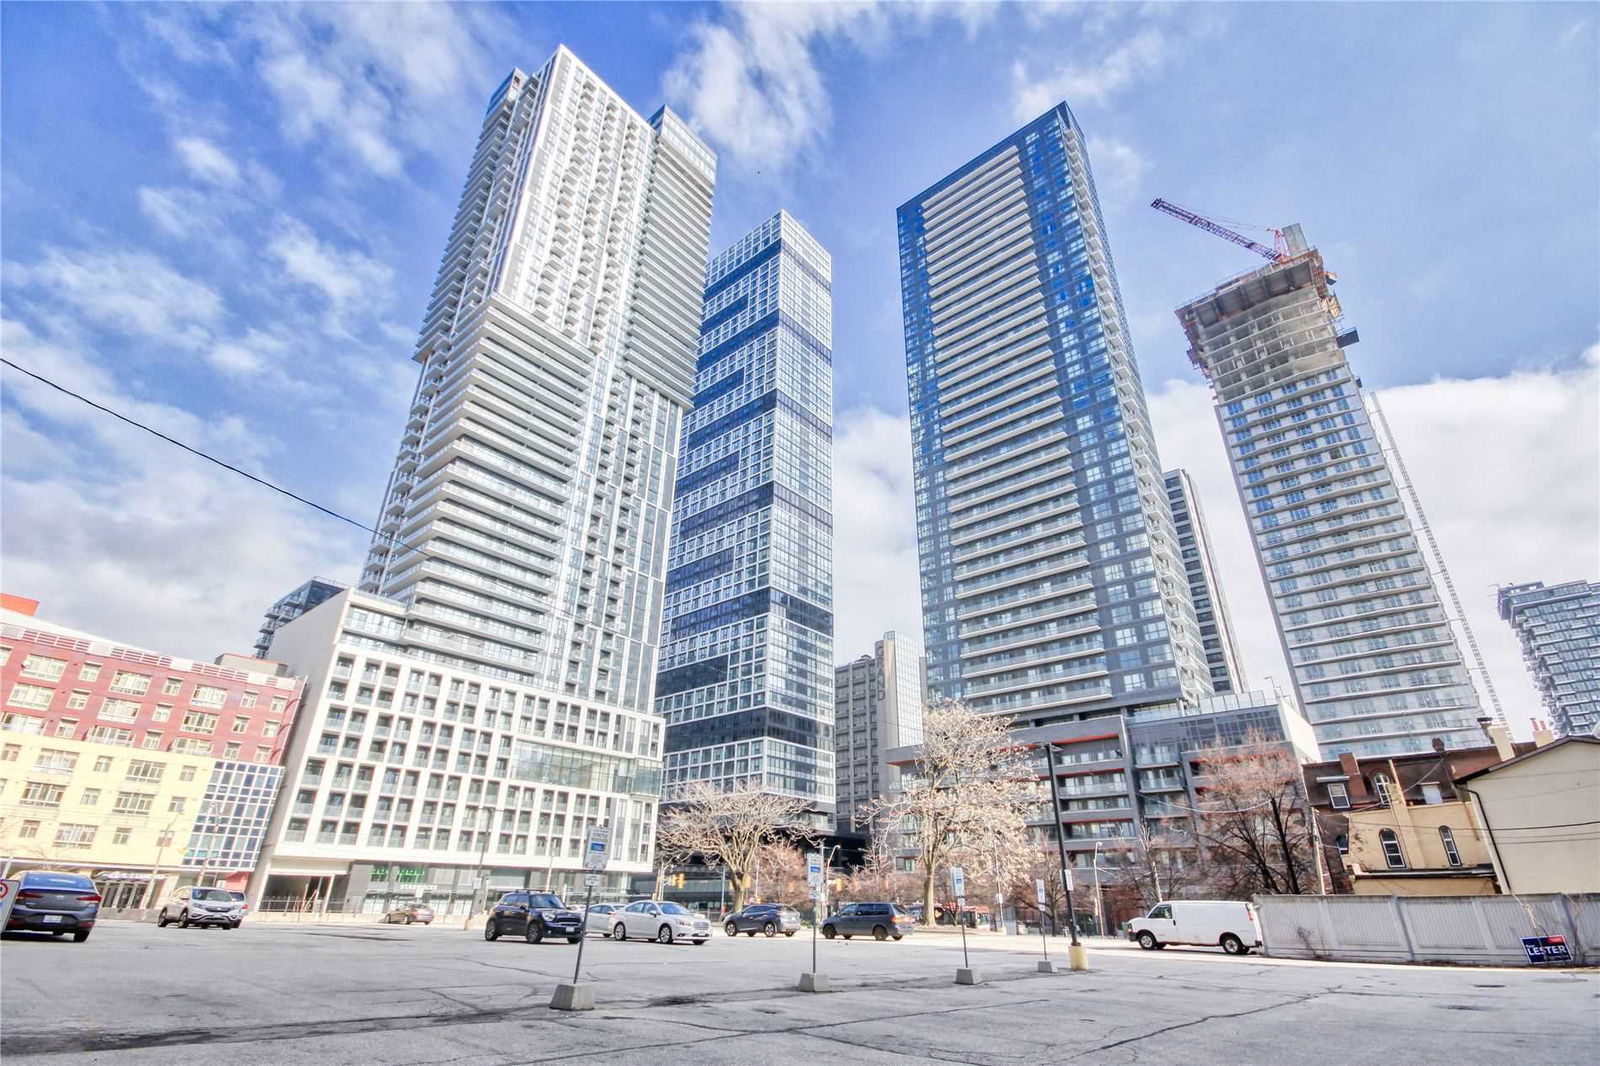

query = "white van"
[1127, 900, 1261, 955]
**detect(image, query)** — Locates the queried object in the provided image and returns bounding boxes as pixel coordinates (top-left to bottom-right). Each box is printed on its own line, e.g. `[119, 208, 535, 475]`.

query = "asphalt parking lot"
[3, 920, 1595, 1065]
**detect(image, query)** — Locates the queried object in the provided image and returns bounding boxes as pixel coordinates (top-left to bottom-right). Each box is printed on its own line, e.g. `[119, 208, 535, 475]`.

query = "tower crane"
[1151, 199, 1289, 263]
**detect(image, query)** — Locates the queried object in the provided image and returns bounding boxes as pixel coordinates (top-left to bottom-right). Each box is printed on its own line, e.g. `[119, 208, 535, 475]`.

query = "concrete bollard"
[955, 967, 982, 985]
[796, 972, 830, 993]
[1068, 944, 1090, 972]
[549, 983, 594, 1011]
[1037, 959, 1062, 973]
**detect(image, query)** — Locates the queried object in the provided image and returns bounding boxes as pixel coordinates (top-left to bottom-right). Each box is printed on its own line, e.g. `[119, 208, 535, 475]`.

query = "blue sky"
[2, 3, 1595, 736]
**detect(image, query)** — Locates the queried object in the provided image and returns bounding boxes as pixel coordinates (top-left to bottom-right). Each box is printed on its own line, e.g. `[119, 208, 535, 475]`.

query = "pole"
[462, 807, 495, 929]
[811, 895, 819, 974]
[1040, 909, 1050, 960]
[570, 879, 595, 985]
[958, 901, 970, 969]
[1042, 742, 1080, 946]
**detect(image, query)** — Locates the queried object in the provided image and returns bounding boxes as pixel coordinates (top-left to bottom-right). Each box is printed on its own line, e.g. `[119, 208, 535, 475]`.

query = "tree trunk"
[921, 867, 937, 926]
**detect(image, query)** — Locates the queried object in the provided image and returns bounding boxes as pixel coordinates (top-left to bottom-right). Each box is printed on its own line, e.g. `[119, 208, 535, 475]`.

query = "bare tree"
[841, 826, 918, 902]
[750, 841, 809, 907]
[1120, 819, 1205, 909]
[655, 781, 816, 911]
[865, 699, 1038, 925]
[1192, 735, 1317, 896]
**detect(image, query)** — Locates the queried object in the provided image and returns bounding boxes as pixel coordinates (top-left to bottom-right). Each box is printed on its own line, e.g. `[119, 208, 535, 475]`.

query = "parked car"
[821, 902, 915, 941]
[4, 870, 101, 942]
[611, 899, 711, 945]
[156, 886, 244, 929]
[227, 891, 249, 918]
[724, 903, 801, 938]
[484, 891, 583, 943]
[1127, 900, 1261, 955]
[384, 903, 434, 925]
[584, 903, 619, 936]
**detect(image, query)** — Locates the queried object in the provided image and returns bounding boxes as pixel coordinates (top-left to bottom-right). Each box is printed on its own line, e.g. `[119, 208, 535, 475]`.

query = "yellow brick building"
[0, 733, 218, 908]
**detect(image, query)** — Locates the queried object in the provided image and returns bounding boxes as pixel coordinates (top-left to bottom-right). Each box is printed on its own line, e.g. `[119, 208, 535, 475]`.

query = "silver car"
[610, 900, 711, 945]
[156, 886, 244, 929]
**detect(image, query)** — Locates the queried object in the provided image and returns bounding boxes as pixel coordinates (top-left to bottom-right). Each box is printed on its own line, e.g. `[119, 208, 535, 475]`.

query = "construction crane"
[1151, 199, 1289, 263]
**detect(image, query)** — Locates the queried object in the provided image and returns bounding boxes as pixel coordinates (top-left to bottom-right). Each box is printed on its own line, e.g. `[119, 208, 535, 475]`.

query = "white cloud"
[0, 321, 363, 661]
[140, 4, 509, 180]
[663, 2, 1000, 173]
[174, 136, 241, 186]
[831, 406, 924, 658]
[1012, 28, 1168, 119]
[1084, 134, 1150, 209]
[266, 219, 395, 335]
[1146, 348, 1600, 741]
[5, 247, 223, 350]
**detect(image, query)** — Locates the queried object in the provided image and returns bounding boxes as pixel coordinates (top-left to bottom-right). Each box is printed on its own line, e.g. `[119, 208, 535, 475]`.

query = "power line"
[0, 357, 604, 645]
[2, 357, 378, 541]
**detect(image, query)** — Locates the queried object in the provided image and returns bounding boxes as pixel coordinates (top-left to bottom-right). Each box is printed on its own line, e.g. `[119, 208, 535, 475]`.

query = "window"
[1335, 833, 1349, 854]
[1419, 782, 1443, 805]
[240, 692, 258, 708]
[100, 698, 142, 723]
[179, 765, 197, 782]
[0, 743, 19, 761]
[93, 756, 113, 772]
[191, 685, 227, 708]
[20, 655, 67, 681]
[1378, 828, 1406, 868]
[262, 721, 280, 738]
[54, 824, 96, 847]
[168, 796, 186, 813]
[1372, 773, 1394, 807]
[112, 827, 132, 845]
[153, 704, 172, 723]
[7, 683, 55, 709]
[1439, 827, 1462, 867]
[79, 663, 101, 682]
[109, 671, 152, 695]
[1326, 782, 1350, 810]
[82, 788, 101, 806]
[162, 678, 183, 696]
[32, 749, 77, 772]
[126, 759, 164, 782]
[113, 791, 155, 815]
[181, 711, 219, 734]
[66, 690, 90, 710]
[87, 726, 133, 746]
[232, 716, 251, 734]
[19, 820, 40, 838]
[21, 781, 66, 807]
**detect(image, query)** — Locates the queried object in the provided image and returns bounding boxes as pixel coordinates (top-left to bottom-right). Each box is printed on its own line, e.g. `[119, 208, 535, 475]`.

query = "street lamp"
[1041, 741, 1080, 947]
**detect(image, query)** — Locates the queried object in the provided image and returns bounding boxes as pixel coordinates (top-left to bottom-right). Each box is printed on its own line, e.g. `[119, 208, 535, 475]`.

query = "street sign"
[584, 873, 601, 888]
[806, 852, 824, 888]
[1034, 878, 1048, 907]
[583, 825, 611, 872]
[0, 879, 17, 931]
[1522, 935, 1573, 964]
[1060, 868, 1074, 893]
[950, 866, 966, 904]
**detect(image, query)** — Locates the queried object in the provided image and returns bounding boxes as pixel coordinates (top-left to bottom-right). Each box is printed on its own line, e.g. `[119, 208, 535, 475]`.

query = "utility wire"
[0, 357, 604, 642]
[2, 357, 377, 540]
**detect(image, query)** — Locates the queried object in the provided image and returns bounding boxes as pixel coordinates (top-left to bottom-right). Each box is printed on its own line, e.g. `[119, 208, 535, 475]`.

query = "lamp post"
[461, 806, 499, 930]
[1042, 740, 1088, 970]
[140, 811, 188, 910]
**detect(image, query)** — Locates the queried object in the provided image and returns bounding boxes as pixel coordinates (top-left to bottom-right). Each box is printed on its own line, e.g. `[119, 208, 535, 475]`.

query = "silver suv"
[156, 886, 245, 929]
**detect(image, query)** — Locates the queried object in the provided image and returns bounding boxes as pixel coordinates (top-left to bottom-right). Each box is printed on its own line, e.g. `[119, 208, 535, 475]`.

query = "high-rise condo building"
[1176, 228, 1483, 757]
[1498, 580, 1600, 738]
[898, 106, 1216, 867]
[834, 631, 925, 836]
[255, 577, 346, 659]
[1163, 470, 1246, 693]
[252, 47, 716, 913]
[655, 213, 835, 815]
[898, 105, 1211, 723]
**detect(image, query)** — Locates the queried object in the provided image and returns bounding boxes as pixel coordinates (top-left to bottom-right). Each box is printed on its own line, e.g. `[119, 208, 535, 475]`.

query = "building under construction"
[1173, 222, 1486, 758]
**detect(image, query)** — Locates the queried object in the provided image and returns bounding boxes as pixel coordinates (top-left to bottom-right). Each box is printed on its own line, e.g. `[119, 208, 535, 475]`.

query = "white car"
[584, 903, 619, 936]
[611, 900, 711, 945]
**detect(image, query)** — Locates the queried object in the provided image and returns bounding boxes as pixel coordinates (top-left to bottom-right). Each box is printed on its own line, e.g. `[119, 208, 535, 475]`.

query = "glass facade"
[1498, 580, 1600, 737]
[182, 761, 285, 873]
[1177, 238, 1482, 756]
[897, 104, 1210, 727]
[657, 213, 836, 810]
[1164, 470, 1246, 693]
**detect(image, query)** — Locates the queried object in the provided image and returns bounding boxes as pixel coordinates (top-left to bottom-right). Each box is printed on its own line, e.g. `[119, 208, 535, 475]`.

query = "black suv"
[484, 891, 583, 944]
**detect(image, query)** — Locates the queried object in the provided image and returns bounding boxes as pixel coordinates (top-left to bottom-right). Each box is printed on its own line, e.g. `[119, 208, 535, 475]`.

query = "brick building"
[0, 601, 303, 905]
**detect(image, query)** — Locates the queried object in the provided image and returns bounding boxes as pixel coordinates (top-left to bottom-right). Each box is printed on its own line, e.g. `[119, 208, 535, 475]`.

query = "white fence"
[1255, 893, 1598, 966]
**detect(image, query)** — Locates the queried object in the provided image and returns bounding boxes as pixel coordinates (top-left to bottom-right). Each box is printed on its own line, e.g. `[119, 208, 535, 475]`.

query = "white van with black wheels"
[1127, 900, 1261, 955]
